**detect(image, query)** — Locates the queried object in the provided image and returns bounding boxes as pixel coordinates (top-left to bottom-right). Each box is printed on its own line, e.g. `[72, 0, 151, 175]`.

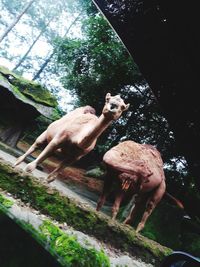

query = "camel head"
[119, 172, 150, 192]
[102, 93, 130, 120]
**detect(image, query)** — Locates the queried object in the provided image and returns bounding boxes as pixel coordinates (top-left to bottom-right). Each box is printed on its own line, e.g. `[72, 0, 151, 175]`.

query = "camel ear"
[105, 93, 111, 101]
[124, 103, 130, 111]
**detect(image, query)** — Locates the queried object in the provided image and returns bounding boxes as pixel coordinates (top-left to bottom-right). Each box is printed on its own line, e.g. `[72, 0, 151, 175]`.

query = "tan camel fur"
[14, 93, 129, 183]
[96, 140, 167, 233]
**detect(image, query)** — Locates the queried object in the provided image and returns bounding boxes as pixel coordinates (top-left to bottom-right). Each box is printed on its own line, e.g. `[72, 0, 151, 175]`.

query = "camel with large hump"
[96, 140, 183, 233]
[14, 93, 129, 183]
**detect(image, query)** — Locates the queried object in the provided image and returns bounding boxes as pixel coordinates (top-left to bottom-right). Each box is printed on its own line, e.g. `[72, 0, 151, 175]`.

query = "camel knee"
[123, 215, 132, 225]
[34, 139, 44, 148]
[146, 200, 156, 213]
[112, 202, 120, 219]
[112, 209, 118, 220]
[49, 138, 60, 148]
[96, 195, 106, 211]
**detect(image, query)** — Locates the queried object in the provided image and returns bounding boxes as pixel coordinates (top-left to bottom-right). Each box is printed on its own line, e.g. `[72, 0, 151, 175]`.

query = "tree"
[0, 0, 35, 43]
[32, 11, 83, 81]
[54, 12, 191, 195]
[56, 15, 143, 108]
[12, 17, 53, 71]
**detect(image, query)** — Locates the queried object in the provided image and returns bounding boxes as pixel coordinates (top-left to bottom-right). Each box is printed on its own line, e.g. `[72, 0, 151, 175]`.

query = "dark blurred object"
[161, 251, 200, 267]
[0, 210, 61, 267]
[92, 0, 200, 189]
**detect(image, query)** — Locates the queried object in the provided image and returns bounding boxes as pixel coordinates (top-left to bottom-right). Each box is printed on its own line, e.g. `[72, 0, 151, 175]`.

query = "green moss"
[12, 219, 110, 267]
[39, 220, 110, 267]
[0, 65, 57, 107]
[0, 160, 172, 265]
[0, 193, 14, 208]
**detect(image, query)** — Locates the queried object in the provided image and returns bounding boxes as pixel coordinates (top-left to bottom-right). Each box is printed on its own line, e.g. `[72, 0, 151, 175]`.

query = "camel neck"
[79, 114, 112, 148]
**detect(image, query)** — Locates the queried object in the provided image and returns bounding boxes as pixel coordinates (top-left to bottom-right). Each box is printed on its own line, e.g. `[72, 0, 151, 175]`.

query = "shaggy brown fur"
[96, 140, 167, 233]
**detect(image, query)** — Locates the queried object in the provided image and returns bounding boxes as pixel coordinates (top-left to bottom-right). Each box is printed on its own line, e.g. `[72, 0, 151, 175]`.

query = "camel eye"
[110, 103, 118, 110]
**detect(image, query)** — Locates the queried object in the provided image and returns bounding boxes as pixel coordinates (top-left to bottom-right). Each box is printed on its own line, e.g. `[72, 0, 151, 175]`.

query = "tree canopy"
[54, 11, 197, 220]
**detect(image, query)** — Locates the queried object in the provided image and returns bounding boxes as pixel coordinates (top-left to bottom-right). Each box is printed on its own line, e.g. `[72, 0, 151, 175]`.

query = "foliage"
[56, 15, 143, 111]
[55, 14, 178, 161]
[140, 202, 184, 249]
[181, 231, 200, 257]
[53, 11, 200, 239]
[0, 0, 27, 16]
[0, 0, 86, 86]
[1, 0, 199, 254]
[0, 193, 14, 208]
[53, 10, 198, 217]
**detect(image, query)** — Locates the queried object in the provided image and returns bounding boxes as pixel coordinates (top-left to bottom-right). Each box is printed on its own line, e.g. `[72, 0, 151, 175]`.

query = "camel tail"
[165, 192, 184, 209]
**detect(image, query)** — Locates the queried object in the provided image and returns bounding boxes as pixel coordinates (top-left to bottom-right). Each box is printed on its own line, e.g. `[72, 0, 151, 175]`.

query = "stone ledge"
[0, 159, 172, 266]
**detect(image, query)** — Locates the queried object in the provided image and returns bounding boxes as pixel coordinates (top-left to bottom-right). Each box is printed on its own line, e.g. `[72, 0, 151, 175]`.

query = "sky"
[0, 0, 82, 112]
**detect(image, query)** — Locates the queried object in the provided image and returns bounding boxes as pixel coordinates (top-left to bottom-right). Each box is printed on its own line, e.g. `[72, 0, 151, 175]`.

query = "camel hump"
[82, 105, 96, 115]
[103, 140, 164, 178]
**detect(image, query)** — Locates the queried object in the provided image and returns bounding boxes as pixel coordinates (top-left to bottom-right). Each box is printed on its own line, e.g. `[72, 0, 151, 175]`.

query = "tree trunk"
[12, 17, 53, 71]
[32, 12, 82, 80]
[0, 0, 35, 43]
[0, 125, 24, 147]
[32, 53, 54, 81]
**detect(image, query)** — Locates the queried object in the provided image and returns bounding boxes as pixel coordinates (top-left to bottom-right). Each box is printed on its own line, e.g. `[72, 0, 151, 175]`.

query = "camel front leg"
[136, 180, 166, 233]
[14, 131, 47, 167]
[25, 138, 59, 173]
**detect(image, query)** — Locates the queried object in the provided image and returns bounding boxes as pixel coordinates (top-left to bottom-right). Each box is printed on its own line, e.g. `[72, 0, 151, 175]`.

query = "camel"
[96, 140, 184, 233]
[14, 93, 129, 183]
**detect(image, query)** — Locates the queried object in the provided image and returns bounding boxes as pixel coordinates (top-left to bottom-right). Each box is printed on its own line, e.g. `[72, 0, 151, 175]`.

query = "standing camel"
[96, 140, 183, 233]
[14, 93, 129, 183]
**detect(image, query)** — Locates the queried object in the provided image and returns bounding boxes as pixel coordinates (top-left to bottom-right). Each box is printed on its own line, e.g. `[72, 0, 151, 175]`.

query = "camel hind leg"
[96, 171, 114, 212]
[46, 155, 82, 183]
[136, 180, 166, 233]
[123, 194, 146, 225]
[14, 130, 47, 167]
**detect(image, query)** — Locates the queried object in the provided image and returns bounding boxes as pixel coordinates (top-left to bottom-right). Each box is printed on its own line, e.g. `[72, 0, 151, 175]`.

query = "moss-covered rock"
[39, 220, 110, 267]
[0, 193, 14, 208]
[0, 65, 57, 107]
[0, 193, 110, 267]
[0, 159, 172, 266]
[0, 65, 60, 121]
